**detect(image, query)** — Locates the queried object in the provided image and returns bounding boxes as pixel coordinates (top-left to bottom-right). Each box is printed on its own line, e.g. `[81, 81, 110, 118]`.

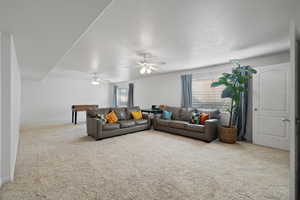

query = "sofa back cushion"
[113, 108, 127, 120]
[179, 108, 195, 122]
[126, 106, 141, 120]
[196, 108, 221, 119]
[87, 108, 111, 118]
[164, 106, 181, 120]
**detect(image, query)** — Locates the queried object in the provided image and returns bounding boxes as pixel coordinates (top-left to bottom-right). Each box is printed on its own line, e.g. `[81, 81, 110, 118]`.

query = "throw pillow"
[105, 111, 118, 124]
[96, 114, 107, 123]
[191, 112, 200, 124]
[199, 113, 209, 125]
[131, 111, 143, 120]
[162, 110, 172, 120]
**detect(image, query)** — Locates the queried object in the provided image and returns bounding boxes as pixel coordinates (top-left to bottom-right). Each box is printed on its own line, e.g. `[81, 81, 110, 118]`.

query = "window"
[117, 88, 128, 107]
[192, 79, 230, 111]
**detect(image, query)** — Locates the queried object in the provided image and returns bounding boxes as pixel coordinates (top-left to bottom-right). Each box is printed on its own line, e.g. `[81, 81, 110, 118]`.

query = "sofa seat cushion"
[118, 120, 136, 128]
[185, 124, 205, 132]
[156, 119, 172, 126]
[168, 120, 188, 129]
[135, 119, 148, 125]
[103, 123, 120, 130]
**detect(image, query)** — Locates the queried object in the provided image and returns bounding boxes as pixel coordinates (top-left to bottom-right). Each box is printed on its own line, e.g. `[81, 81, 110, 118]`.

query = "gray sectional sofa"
[86, 106, 151, 140]
[86, 105, 219, 143]
[153, 106, 220, 142]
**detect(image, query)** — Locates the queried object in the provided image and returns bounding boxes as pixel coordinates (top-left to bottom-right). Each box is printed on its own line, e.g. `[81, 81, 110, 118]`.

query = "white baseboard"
[0, 176, 11, 188]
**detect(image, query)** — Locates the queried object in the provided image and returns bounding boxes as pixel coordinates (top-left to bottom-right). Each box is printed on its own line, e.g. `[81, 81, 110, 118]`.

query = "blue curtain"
[128, 83, 134, 107]
[181, 74, 192, 108]
[112, 85, 118, 107]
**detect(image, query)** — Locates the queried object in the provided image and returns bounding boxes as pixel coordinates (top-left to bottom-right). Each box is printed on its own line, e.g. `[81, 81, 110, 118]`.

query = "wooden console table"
[141, 109, 163, 114]
[72, 105, 98, 124]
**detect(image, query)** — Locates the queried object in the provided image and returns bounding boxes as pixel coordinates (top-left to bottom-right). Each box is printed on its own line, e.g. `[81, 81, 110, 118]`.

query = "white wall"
[0, 33, 21, 186]
[117, 51, 290, 109]
[116, 74, 181, 109]
[0, 32, 2, 187]
[10, 37, 21, 180]
[21, 77, 111, 126]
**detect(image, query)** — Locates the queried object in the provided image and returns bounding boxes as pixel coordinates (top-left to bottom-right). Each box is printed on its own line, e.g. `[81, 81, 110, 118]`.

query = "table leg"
[72, 111, 74, 123]
[75, 111, 77, 125]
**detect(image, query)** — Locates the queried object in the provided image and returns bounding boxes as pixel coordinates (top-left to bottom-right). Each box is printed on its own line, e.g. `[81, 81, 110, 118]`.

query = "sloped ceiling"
[0, 0, 112, 80]
[55, 0, 294, 82]
[0, 0, 297, 82]
[295, 0, 300, 33]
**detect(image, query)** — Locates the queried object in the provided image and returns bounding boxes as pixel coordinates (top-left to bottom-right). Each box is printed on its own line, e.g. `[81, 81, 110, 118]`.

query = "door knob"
[254, 108, 258, 111]
[281, 118, 290, 122]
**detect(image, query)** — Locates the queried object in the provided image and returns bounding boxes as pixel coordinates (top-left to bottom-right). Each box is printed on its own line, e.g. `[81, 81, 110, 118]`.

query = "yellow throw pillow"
[105, 111, 118, 123]
[131, 111, 142, 120]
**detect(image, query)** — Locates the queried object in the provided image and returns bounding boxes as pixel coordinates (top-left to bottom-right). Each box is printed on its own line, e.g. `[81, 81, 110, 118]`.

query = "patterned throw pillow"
[162, 110, 172, 120]
[96, 114, 107, 123]
[105, 111, 118, 124]
[131, 111, 143, 120]
[191, 112, 200, 124]
[199, 113, 209, 125]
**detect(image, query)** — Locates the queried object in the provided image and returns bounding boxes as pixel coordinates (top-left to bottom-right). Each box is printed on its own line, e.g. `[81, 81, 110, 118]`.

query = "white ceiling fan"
[138, 53, 166, 75]
[90, 73, 110, 85]
[135, 52, 166, 75]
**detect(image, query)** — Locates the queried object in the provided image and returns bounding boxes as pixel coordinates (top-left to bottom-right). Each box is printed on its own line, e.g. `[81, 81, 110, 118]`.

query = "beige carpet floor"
[0, 123, 289, 200]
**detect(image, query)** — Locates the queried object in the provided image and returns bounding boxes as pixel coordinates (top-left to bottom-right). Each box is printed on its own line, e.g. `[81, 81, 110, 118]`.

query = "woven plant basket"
[219, 126, 237, 144]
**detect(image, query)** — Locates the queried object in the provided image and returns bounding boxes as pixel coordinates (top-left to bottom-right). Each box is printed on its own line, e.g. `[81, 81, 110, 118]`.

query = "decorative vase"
[218, 126, 237, 144]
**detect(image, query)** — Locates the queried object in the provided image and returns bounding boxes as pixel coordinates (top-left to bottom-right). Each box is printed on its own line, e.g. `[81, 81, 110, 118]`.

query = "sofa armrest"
[86, 117, 99, 138]
[142, 113, 150, 119]
[96, 120, 105, 139]
[142, 114, 152, 129]
[204, 119, 219, 142]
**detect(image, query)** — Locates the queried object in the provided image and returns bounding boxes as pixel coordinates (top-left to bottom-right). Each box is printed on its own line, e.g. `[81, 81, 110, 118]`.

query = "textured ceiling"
[0, 0, 112, 79]
[56, 0, 293, 82]
[0, 0, 297, 81]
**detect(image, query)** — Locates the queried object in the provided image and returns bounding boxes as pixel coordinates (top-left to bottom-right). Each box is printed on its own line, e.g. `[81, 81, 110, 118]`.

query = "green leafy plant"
[211, 65, 257, 127]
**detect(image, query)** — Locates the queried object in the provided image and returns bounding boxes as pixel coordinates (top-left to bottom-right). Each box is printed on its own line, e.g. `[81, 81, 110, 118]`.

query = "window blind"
[192, 79, 230, 111]
[117, 88, 128, 107]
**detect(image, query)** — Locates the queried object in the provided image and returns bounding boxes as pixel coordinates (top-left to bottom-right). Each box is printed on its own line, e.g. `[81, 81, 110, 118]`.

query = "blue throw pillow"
[162, 110, 172, 120]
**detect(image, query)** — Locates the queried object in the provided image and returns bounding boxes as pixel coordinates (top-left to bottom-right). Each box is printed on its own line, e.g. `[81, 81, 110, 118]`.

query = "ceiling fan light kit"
[91, 73, 100, 85]
[146, 68, 152, 74]
[137, 52, 165, 75]
[91, 80, 100, 85]
[140, 67, 146, 74]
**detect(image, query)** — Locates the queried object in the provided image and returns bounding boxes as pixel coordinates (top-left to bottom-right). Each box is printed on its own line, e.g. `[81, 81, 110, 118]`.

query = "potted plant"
[211, 63, 257, 143]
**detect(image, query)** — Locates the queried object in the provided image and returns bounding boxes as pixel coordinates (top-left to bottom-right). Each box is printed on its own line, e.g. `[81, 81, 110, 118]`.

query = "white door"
[289, 22, 298, 200]
[253, 63, 291, 150]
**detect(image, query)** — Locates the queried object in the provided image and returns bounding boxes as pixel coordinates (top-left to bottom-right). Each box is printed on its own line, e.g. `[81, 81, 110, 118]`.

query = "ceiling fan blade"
[156, 61, 166, 65]
[122, 65, 141, 69]
[146, 61, 166, 66]
[149, 66, 159, 71]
